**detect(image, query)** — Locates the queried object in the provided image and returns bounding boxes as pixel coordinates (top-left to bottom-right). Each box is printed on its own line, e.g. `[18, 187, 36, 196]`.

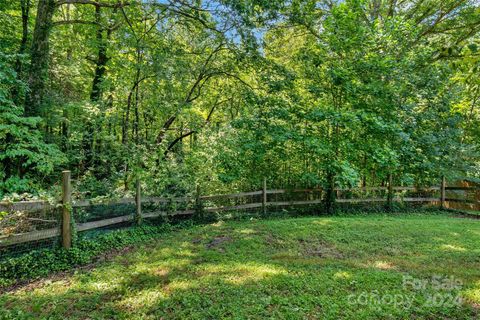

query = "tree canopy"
[1, 0, 480, 198]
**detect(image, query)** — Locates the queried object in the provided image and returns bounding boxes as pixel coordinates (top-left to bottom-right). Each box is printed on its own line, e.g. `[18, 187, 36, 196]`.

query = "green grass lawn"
[1, 213, 479, 319]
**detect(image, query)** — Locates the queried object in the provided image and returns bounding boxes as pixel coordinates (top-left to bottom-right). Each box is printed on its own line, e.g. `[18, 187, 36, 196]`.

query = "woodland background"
[1, 0, 480, 201]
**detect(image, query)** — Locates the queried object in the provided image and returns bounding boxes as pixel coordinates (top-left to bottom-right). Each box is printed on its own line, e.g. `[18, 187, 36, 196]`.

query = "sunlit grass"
[0, 213, 479, 319]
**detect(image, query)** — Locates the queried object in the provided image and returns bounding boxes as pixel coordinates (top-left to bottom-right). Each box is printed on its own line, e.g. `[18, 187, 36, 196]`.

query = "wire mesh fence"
[74, 203, 136, 224]
[0, 203, 61, 259]
[445, 185, 480, 212]
[1, 177, 477, 261]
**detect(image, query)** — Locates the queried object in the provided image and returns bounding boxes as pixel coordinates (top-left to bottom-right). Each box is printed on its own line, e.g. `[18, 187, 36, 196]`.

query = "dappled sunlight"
[111, 262, 288, 313]
[223, 264, 287, 285]
[2, 0, 480, 316]
[149, 246, 201, 262]
[462, 280, 480, 305]
[132, 259, 192, 276]
[211, 221, 225, 228]
[152, 268, 169, 277]
[178, 242, 199, 253]
[83, 278, 124, 292]
[1, 216, 480, 319]
[116, 289, 166, 313]
[372, 260, 396, 270]
[333, 271, 352, 279]
[270, 252, 330, 265]
[166, 279, 195, 292]
[312, 219, 334, 226]
[237, 228, 257, 234]
[196, 262, 288, 285]
[440, 244, 467, 252]
[151, 246, 178, 257]
[13, 279, 72, 298]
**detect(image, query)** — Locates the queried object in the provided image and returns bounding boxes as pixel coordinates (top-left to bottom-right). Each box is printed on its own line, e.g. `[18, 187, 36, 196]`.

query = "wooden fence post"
[262, 177, 267, 215]
[387, 173, 393, 211]
[195, 184, 203, 215]
[135, 179, 142, 224]
[62, 170, 72, 249]
[440, 176, 446, 209]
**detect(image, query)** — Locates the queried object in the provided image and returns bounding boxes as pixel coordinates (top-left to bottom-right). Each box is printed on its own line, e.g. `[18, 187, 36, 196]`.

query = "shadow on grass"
[1, 215, 479, 319]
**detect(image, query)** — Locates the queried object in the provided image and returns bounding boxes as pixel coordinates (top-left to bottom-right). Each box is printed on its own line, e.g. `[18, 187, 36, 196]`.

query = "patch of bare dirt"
[298, 238, 343, 259]
[264, 233, 287, 249]
[191, 238, 203, 244]
[205, 236, 232, 252]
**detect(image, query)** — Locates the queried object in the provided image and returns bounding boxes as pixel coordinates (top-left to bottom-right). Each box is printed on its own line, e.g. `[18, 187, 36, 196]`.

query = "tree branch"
[53, 19, 100, 26]
[56, 0, 130, 8]
[163, 97, 231, 157]
[164, 130, 195, 156]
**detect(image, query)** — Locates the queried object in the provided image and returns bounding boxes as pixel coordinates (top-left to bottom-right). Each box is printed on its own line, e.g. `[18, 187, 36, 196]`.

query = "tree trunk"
[13, 0, 31, 106]
[90, 5, 109, 102]
[85, 5, 112, 171]
[25, 0, 57, 117]
[134, 77, 140, 144]
[61, 108, 68, 151]
[15, 0, 30, 75]
[325, 169, 336, 214]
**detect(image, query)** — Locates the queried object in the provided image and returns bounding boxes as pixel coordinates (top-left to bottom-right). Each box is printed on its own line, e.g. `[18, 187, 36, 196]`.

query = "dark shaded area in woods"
[1, 0, 480, 199]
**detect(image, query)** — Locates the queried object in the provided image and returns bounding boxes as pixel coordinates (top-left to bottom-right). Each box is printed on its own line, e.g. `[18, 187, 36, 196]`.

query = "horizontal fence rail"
[0, 228, 61, 248]
[1, 173, 478, 250]
[0, 201, 55, 212]
[0, 187, 455, 212]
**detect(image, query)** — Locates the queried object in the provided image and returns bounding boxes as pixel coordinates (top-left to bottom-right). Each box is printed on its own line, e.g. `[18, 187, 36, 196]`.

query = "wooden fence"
[0, 172, 476, 250]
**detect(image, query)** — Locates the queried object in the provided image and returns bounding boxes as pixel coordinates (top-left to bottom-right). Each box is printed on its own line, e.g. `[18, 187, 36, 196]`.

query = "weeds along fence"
[0, 172, 477, 259]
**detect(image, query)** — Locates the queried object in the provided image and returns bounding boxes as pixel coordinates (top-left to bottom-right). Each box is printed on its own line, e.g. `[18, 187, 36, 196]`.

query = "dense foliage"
[0, 222, 177, 288]
[1, 0, 480, 198]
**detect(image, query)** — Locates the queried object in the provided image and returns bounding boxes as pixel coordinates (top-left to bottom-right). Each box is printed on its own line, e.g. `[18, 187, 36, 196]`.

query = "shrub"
[0, 223, 175, 289]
